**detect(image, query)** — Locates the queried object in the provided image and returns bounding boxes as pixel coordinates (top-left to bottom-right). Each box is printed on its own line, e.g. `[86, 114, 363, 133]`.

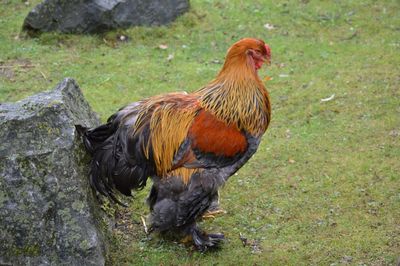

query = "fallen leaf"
[264, 75, 272, 81]
[140, 216, 148, 234]
[321, 94, 335, 102]
[167, 54, 174, 61]
[239, 233, 247, 247]
[264, 23, 275, 30]
[285, 129, 291, 139]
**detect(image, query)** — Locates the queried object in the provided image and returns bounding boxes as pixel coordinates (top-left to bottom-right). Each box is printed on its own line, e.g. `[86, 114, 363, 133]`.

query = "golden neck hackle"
[198, 54, 271, 136]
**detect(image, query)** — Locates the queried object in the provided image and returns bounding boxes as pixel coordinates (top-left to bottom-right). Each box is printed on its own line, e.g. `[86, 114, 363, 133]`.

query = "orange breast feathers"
[188, 110, 248, 157]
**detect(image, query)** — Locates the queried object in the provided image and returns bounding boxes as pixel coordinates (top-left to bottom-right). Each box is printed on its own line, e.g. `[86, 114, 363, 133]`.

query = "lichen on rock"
[0, 78, 108, 265]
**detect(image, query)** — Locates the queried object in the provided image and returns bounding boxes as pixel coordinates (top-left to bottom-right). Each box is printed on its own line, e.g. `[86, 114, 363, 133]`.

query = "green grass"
[1, 0, 399, 265]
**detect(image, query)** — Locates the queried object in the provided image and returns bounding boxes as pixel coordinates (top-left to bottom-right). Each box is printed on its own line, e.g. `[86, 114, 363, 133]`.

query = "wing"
[108, 96, 259, 191]
[83, 93, 199, 201]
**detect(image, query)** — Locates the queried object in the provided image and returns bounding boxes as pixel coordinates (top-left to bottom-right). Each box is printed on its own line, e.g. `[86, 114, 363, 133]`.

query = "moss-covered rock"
[22, 0, 190, 35]
[0, 78, 108, 265]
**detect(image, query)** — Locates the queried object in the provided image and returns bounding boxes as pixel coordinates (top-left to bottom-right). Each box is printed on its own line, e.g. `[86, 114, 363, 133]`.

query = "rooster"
[77, 38, 272, 251]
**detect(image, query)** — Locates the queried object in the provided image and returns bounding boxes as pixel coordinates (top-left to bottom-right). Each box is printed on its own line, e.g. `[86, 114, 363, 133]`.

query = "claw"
[191, 228, 225, 252]
[207, 209, 226, 216]
[202, 208, 226, 219]
[180, 235, 193, 244]
[202, 213, 215, 219]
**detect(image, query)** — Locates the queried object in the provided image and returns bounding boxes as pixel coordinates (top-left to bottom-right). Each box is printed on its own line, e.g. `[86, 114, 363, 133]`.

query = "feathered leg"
[148, 171, 226, 251]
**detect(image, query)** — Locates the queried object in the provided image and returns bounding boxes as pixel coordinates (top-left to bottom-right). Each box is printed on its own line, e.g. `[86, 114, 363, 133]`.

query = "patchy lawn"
[1, 0, 399, 265]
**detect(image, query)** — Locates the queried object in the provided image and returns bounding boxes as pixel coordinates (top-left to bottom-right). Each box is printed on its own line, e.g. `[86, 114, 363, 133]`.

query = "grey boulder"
[0, 78, 108, 265]
[22, 0, 190, 34]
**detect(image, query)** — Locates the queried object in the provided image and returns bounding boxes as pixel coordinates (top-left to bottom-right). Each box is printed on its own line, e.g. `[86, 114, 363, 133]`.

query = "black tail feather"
[76, 123, 118, 154]
[76, 108, 155, 206]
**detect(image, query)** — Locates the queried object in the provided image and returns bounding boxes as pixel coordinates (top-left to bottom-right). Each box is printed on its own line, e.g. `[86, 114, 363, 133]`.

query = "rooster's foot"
[191, 228, 224, 252]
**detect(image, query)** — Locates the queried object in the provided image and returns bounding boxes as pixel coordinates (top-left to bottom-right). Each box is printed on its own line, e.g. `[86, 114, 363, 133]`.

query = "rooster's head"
[224, 38, 271, 73]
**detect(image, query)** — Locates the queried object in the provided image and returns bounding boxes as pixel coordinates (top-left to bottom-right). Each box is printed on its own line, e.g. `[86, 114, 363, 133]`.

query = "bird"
[76, 37, 272, 251]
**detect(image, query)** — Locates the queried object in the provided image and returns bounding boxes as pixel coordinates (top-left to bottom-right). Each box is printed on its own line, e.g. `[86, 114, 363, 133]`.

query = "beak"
[263, 56, 271, 66]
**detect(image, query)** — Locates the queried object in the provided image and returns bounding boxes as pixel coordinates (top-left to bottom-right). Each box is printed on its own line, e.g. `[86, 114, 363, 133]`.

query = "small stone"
[389, 130, 399, 137]
[340, 255, 353, 264]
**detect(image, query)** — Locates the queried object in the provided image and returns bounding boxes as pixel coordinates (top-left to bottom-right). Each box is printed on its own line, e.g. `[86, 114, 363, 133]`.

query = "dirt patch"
[113, 206, 146, 245]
